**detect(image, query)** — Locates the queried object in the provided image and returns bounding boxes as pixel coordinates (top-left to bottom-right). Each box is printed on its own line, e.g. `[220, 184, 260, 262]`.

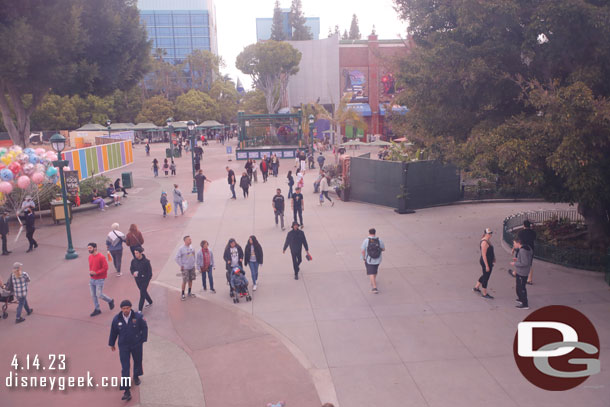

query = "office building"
[138, 0, 218, 65]
[256, 9, 320, 41]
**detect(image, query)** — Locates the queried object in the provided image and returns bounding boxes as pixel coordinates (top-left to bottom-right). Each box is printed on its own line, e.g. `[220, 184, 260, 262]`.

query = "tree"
[348, 14, 361, 40]
[185, 50, 223, 92]
[241, 90, 267, 115]
[136, 95, 174, 126]
[209, 79, 239, 124]
[290, 0, 312, 40]
[174, 90, 218, 123]
[393, 0, 610, 244]
[112, 89, 143, 124]
[271, 0, 286, 41]
[30, 95, 78, 131]
[236, 41, 301, 114]
[342, 30, 349, 40]
[316, 93, 367, 148]
[0, 0, 150, 146]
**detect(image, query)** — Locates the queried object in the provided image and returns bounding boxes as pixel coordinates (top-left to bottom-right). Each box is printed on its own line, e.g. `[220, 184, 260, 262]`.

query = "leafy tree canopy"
[135, 95, 174, 126]
[348, 14, 361, 40]
[174, 89, 218, 123]
[271, 0, 286, 41]
[290, 0, 313, 40]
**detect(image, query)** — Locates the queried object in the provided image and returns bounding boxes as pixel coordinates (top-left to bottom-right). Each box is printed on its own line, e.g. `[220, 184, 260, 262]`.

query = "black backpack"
[367, 237, 382, 259]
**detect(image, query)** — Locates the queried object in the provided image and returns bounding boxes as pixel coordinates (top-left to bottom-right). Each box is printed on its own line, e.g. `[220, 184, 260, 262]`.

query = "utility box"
[121, 172, 133, 189]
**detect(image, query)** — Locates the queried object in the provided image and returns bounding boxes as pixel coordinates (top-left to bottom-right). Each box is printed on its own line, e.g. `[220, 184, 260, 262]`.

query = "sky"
[214, 0, 408, 91]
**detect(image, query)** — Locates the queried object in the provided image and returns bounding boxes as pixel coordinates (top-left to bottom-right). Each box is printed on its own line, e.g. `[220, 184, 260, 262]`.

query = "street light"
[187, 120, 197, 193]
[50, 133, 78, 260]
[106, 119, 111, 138]
[308, 114, 315, 165]
[166, 117, 174, 164]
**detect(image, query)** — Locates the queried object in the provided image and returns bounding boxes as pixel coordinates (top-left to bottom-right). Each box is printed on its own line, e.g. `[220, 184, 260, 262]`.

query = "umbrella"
[369, 140, 392, 146]
[393, 137, 408, 142]
[340, 140, 361, 146]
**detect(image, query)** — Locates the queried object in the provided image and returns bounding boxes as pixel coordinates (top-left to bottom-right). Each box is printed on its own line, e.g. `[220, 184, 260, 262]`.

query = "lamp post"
[50, 133, 78, 260]
[187, 120, 197, 193]
[308, 114, 315, 162]
[106, 119, 111, 138]
[167, 117, 175, 164]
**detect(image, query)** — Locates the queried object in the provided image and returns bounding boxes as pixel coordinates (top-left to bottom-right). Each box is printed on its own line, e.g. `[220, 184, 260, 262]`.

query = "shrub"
[79, 175, 112, 203]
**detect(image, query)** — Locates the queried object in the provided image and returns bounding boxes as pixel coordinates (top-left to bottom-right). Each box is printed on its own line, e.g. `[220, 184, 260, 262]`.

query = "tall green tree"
[271, 0, 286, 41]
[30, 95, 78, 131]
[0, 0, 151, 146]
[209, 80, 239, 124]
[393, 0, 610, 244]
[236, 41, 301, 114]
[290, 0, 313, 40]
[348, 14, 361, 40]
[184, 50, 223, 92]
[112, 88, 143, 124]
[135, 95, 174, 126]
[241, 90, 267, 115]
[174, 90, 218, 123]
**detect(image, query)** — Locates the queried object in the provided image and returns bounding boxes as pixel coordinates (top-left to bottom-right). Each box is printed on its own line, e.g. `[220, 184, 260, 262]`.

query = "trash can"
[122, 172, 133, 189]
[165, 148, 181, 158]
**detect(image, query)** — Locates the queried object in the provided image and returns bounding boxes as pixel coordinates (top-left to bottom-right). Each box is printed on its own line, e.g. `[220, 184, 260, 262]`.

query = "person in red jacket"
[88, 242, 115, 317]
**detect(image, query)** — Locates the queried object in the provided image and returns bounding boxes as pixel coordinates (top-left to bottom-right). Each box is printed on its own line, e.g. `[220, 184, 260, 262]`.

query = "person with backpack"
[361, 228, 385, 293]
[106, 223, 126, 276]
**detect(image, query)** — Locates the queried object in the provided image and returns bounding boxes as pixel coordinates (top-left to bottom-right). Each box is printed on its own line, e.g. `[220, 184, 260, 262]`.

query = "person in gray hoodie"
[508, 237, 533, 309]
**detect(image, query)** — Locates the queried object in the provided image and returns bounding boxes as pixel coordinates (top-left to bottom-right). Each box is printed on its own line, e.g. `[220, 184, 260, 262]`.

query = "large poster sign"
[63, 171, 80, 195]
[341, 68, 368, 103]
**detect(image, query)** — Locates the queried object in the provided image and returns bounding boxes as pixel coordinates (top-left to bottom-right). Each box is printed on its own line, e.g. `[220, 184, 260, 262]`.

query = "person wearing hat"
[473, 228, 496, 299]
[0, 211, 11, 255]
[130, 247, 153, 312]
[108, 299, 148, 401]
[283, 221, 310, 280]
[4, 262, 33, 323]
[20, 195, 35, 214]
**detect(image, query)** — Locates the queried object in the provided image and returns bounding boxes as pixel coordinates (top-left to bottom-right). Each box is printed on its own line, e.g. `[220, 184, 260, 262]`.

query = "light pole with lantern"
[308, 114, 315, 162]
[106, 119, 111, 139]
[187, 120, 197, 193]
[167, 117, 175, 164]
[50, 133, 78, 260]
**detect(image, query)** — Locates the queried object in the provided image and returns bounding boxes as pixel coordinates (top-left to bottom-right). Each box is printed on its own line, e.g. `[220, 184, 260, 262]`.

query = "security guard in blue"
[108, 299, 148, 401]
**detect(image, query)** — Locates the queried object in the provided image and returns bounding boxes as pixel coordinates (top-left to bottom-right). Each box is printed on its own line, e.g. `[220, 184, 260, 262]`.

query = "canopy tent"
[108, 123, 135, 131]
[132, 123, 159, 130]
[199, 120, 224, 128]
[75, 123, 106, 131]
[369, 139, 392, 146]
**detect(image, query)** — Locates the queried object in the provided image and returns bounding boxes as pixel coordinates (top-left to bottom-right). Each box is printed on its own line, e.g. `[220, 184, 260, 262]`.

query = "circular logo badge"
[513, 305, 600, 391]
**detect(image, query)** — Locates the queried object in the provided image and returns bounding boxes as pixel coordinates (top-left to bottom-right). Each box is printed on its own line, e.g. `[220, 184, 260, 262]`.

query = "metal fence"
[503, 210, 609, 273]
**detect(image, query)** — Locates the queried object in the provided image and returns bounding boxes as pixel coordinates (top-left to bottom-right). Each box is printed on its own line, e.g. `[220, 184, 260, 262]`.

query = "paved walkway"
[0, 141, 608, 407]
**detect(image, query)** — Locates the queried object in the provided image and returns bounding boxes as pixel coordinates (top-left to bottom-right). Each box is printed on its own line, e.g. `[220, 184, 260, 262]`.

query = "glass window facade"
[140, 10, 211, 65]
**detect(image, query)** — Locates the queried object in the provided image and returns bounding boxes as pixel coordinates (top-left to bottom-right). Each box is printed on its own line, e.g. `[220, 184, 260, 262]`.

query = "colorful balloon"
[0, 147, 6, 156]
[0, 181, 12, 194]
[31, 172, 44, 184]
[8, 162, 21, 175]
[29, 155, 38, 164]
[35, 148, 46, 156]
[1, 156, 10, 165]
[17, 153, 29, 164]
[23, 148, 34, 155]
[46, 167, 58, 177]
[23, 163, 35, 175]
[0, 168, 13, 181]
[17, 176, 30, 189]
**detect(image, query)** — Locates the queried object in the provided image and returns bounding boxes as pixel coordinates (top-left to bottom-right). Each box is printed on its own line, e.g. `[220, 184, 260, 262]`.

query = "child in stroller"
[228, 267, 251, 303]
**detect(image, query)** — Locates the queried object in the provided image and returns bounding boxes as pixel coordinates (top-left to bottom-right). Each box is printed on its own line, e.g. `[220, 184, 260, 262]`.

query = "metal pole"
[57, 163, 78, 260]
[169, 125, 175, 164]
[191, 129, 197, 193]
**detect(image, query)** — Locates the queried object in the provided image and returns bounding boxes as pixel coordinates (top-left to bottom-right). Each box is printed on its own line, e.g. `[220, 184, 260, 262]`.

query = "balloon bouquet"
[0, 146, 64, 205]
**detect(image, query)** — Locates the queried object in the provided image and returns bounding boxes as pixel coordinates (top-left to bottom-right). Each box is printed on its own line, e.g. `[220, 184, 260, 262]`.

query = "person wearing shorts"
[175, 235, 196, 301]
[361, 228, 385, 294]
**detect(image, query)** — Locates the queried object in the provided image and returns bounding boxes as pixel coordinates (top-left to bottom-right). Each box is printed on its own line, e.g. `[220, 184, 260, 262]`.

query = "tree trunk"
[0, 81, 48, 147]
[578, 203, 610, 250]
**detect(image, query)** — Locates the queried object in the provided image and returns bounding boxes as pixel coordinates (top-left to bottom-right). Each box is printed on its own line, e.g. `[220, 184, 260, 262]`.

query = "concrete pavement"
[0, 140, 608, 407]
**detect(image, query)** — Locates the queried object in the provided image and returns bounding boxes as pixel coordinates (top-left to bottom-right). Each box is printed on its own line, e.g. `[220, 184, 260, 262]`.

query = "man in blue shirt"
[361, 228, 385, 294]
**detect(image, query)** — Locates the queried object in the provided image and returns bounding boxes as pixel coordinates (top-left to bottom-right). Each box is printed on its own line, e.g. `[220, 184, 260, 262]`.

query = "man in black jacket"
[130, 247, 153, 312]
[223, 238, 244, 295]
[22, 208, 37, 253]
[0, 212, 11, 255]
[283, 222, 310, 280]
[108, 299, 148, 401]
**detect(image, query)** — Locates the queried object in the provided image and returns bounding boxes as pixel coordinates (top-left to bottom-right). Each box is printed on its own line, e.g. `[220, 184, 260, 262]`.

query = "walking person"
[361, 228, 385, 293]
[88, 242, 115, 316]
[126, 224, 144, 258]
[130, 247, 153, 312]
[173, 184, 184, 216]
[252, 161, 258, 183]
[223, 238, 244, 296]
[152, 159, 159, 177]
[108, 299, 148, 401]
[287, 170, 294, 199]
[196, 240, 215, 293]
[194, 169, 211, 203]
[239, 172, 251, 198]
[170, 161, 176, 176]
[271, 154, 279, 177]
[145, 143, 150, 156]
[163, 158, 169, 176]
[6, 262, 33, 323]
[1, 211, 11, 255]
[292, 187, 305, 228]
[106, 223, 126, 277]
[473, 228, 496, 299]
[260, 157, 269, 182]
[320, 175, 334, 206]
[517, 220, 536, 284]
[272, 188, 286, 230]
[508, 237, 533, 310]
[21, 207, 37, 253]
[283, 222, 310, 280]
[175, 236, 196, 301]
[317, 152, 325, 170]
[245, 159, 253, 182]
[245, 235, 263, 290]
[226, 166, 236, 199]
[160, 191, 168, 217]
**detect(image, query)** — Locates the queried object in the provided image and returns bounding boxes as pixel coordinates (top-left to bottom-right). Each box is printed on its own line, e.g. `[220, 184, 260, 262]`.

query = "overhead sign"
[63, 171, 80, 195]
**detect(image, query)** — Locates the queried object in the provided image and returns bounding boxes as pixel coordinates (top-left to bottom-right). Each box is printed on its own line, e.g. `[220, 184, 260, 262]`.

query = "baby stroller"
[227, 266, 251, 303]
[0, 283, 15, 320]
